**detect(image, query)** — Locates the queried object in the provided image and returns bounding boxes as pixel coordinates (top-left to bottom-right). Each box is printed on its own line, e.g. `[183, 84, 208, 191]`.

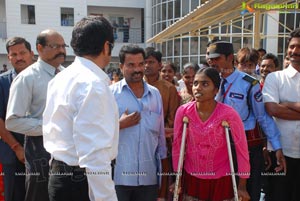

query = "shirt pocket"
[228, 92, 246, 114]
[141, 110, 161, 137]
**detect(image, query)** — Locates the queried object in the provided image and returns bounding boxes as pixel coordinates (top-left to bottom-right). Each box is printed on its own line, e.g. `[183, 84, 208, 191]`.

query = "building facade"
[149, 0, 300, 71]
[0, 0, 146, 70]
[1, 0, 299, 73]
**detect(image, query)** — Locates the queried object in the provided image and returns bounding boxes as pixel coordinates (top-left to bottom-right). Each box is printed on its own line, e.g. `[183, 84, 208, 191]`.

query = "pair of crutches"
[173, 118, 239, 201]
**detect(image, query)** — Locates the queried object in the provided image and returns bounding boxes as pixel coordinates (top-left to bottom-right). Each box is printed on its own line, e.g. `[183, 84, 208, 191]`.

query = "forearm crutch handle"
[173, 116, 189, 201]
[222, 121, 239, 201]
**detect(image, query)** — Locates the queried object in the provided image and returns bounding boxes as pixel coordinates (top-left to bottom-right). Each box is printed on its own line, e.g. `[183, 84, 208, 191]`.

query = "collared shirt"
[43, 57, 119, 201]
[219, 69, 281, 150]
[263, 65, 300, 158]
[0, 69, 15, 120]
[5, 58, 64, 136]
[0, 69, 24, 164]
[173, 102, 250, 179]
[110, 79, 167, 186]
[144, 76, 180, 128]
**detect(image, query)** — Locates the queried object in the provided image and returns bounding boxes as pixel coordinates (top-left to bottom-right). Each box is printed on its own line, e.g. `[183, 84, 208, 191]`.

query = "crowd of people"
[0, 15, 299, 201]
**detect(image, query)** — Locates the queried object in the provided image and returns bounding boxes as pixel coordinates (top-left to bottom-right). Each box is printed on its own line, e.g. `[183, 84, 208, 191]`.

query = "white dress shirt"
[43, 56, 119, 201]
[263, 65, 300, 158]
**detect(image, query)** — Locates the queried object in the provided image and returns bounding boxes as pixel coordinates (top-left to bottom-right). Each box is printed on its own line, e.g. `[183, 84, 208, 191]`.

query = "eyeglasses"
[45, 44, 69, 49]
[108, 42, 114, 50]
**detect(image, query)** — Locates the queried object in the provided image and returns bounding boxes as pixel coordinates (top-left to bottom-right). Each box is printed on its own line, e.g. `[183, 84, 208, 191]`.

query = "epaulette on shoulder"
[242, 74, 258, 86]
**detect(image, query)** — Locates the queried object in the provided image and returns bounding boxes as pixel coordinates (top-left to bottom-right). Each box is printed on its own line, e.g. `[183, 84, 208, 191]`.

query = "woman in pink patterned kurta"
[172, 67, 250, 201]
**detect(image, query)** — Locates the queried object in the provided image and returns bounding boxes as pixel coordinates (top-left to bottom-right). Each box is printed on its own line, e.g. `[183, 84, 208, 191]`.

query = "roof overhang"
[147, 0, 294, 45]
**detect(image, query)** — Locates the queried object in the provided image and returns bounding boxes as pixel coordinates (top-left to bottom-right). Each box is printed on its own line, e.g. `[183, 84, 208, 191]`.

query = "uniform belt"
[246, 123, 265, 147]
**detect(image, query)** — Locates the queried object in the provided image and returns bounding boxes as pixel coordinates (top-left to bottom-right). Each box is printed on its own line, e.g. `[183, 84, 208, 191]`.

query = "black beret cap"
[207, 41, 234, 59]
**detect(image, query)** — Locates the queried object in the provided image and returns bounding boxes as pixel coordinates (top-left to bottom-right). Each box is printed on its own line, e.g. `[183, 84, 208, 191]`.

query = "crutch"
[222, 121, 239, 201]
[173, 116, 189, 201]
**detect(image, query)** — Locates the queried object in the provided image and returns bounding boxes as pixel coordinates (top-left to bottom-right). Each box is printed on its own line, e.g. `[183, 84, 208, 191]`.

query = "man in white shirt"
[43, 16, 119, 201]
[263, 28, 300, 201]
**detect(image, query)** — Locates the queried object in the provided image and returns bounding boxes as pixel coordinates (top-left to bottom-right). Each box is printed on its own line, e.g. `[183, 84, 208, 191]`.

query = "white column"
[265, 12, 279, 54]
[145, 0, 152, 44]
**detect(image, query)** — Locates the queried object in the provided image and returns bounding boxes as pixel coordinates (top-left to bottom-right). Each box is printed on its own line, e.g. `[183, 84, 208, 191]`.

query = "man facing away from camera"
[43, 16, 119, 201]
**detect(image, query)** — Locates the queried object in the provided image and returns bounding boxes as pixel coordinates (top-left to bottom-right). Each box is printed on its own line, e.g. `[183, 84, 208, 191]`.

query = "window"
[190, 37, 198, 55]
[200, 36, 208, 55]
[167, 1, 174, 20]
[167, 40, 173, 56]
[157, 4, 161, 22]
[21, 5, 35, 24]
[162, 2, 166, 21]
[191, 0, 199, 10]
[190, 56, 198, 65]
[232, 19, 242, 33]
[232, 37, 241, 52]
[61, 8, 74, 26]
[174, 38, 180, 56]
[182, 38, 189, 56]
[109, 16, 125, 28]
[286, 13, 295, 31]
[244, 16, 253, 32]
[182, 0, 190, 16]
[162, 42, 166, 57]
[175, 0, 180, 18]
[109, 16, 131, 42]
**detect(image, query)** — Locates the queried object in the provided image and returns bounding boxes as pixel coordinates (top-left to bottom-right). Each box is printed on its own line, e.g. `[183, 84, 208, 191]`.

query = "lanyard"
[222, 83, 232, 102]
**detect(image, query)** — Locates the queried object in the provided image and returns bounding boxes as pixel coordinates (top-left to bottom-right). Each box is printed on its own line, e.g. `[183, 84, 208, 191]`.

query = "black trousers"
[2, 160, 25, 201]
[247, 145, 264, 201]
[48, 159, 89, 201]
[115, 185, 158, 201]
[24, 136, 50, 201]
[264, 152, 300, 201]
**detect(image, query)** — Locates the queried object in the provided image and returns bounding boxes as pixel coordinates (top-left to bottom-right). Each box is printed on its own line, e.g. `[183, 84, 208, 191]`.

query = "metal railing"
[114, 27, 144, 43]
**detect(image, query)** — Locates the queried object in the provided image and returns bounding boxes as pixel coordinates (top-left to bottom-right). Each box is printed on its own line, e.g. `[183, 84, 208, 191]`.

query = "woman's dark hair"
[182, 62, 199, 75]
[162, 61, 177, 72]
[196, 67, 220, 89]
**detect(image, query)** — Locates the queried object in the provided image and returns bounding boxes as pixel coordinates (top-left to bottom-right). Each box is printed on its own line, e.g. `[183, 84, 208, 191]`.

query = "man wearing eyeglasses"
[5, 29, 66, 201]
